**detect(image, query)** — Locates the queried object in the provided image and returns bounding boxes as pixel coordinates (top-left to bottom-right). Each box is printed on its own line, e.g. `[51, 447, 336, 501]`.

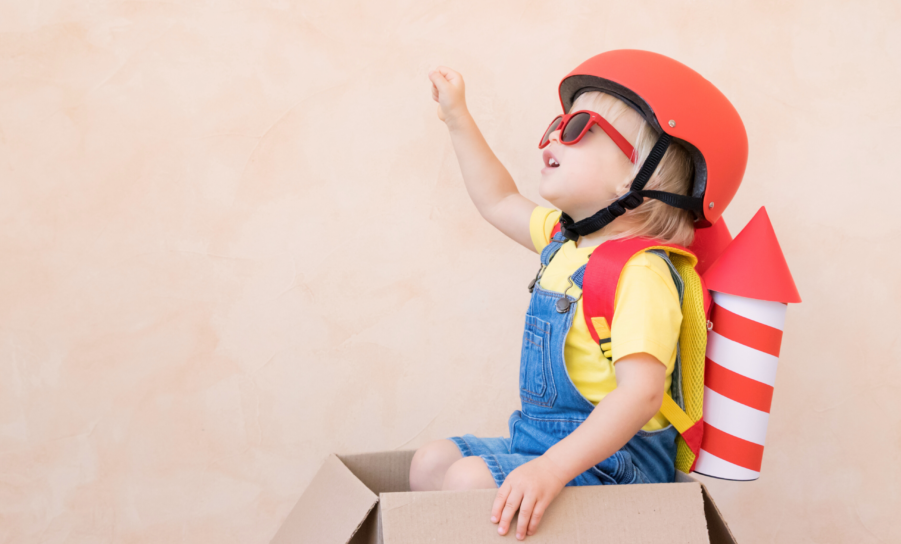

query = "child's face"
[538, 104, 644, 221]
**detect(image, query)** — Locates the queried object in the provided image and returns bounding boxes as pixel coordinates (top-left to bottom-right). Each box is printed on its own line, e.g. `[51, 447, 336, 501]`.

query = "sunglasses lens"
[562, 112, 590, 143]
[540, 116, 562, 147]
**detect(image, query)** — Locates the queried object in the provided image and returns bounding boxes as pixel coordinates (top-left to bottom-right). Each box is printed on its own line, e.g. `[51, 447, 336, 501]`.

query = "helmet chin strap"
[558, 133, 703, 241]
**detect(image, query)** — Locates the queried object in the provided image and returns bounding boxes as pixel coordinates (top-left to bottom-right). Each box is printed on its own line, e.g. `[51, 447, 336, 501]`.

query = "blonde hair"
[570, 91, 696, 247]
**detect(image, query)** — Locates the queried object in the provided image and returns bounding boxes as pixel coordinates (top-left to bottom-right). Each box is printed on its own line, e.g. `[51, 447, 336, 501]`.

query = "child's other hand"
[428, 66, 468, 123]
[490, 456, 567, 540]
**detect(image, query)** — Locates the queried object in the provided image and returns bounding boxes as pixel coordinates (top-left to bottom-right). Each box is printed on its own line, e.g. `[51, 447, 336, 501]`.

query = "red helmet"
[558, 49, 748, 228]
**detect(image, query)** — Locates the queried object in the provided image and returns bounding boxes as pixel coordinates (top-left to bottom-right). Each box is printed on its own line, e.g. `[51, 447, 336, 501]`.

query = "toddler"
[409, 50, 746, 541]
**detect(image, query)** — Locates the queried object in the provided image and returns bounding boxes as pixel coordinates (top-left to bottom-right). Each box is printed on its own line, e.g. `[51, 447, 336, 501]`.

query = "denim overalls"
[449, 232, 683, 488]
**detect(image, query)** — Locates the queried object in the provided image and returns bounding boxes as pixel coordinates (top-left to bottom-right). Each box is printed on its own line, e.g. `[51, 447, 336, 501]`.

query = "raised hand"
[428, 65, 468, 123]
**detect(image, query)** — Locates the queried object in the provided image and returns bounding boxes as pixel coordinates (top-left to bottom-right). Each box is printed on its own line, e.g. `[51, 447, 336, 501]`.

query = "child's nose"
[547, 128, 562, 144]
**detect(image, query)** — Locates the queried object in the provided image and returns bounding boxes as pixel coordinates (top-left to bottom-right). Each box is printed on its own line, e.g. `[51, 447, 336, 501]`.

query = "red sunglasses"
[538, 110, 636, 164]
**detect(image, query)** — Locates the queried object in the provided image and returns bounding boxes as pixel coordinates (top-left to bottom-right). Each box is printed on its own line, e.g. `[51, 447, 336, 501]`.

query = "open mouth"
[543, 149, 561, 169]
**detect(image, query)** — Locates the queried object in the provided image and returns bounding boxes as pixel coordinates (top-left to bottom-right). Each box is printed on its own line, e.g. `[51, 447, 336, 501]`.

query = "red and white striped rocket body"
[693, 291, 786, 480]
[694, 207, 801, 481]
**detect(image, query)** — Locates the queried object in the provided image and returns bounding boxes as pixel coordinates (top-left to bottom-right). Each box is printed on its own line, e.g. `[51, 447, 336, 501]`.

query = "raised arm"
[428, 66, 538, 252]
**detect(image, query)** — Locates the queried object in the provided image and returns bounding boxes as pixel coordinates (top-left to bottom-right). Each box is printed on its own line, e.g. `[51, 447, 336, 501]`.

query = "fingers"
[428, 71, 445, 104]
[428, 65, 463, 90]
[428, 73, 443, 119]
[527, 502, 547, 537]
[490, 482, 509, 524]
[515, 495, 537, 540]
[427, 65, 466, 123]
[436, 65, 460, 86]
[427, 67, 447, 88]
[497, 488, 524, 536]
[431, 65, 453, 79]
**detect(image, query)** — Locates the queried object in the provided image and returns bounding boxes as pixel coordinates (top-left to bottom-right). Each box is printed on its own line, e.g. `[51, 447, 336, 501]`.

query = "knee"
[442, 456, 497, 491]
[409, 440, 460, 491]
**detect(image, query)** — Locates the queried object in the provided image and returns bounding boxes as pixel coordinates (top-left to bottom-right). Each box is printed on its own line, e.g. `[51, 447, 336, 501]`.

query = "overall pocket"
[519, 314, 557, 407]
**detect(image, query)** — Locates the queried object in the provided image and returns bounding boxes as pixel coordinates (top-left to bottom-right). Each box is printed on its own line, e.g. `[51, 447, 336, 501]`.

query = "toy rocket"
[693, 207, 801, 481]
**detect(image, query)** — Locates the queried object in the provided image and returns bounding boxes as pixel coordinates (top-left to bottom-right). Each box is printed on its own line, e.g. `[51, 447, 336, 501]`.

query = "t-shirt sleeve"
[610, 251, 683, 372]
[529, 206, 562, 252]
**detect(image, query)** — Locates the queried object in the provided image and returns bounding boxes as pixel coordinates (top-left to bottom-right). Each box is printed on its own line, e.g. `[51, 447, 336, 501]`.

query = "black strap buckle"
[560, 225, 580, 241]
[607, 190, 644, 218]
[557, 189, 646, 240]
[616, 190, 644, 211]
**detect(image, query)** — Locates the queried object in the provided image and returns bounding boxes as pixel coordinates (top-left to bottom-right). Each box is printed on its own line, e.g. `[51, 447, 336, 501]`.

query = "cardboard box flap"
[380, 482, 710, 543]
[338, 450, 415, 493]
[676, 471, 738, 544]
[700, 485, 737, 544]
[271, 454, 378, 544]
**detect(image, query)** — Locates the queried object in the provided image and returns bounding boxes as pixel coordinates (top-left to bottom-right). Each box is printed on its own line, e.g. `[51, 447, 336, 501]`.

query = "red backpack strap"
[700, 273, 713, 320]
[549, 222, 562, 240]
[582, 238, 694, 345]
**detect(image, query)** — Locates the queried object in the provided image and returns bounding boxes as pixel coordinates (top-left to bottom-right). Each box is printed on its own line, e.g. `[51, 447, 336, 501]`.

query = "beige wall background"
[1, 0, 899, 542]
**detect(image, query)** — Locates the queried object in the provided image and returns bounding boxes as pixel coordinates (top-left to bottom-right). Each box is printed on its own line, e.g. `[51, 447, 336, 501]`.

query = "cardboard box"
[271, 450, 738, 544]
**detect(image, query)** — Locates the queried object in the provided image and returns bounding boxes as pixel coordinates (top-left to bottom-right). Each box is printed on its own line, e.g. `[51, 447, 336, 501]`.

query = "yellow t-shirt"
[528, 206, 682, 431]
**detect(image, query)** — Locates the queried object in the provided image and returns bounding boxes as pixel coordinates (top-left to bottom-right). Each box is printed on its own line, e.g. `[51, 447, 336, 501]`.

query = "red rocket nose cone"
[702, 207, 802, 303]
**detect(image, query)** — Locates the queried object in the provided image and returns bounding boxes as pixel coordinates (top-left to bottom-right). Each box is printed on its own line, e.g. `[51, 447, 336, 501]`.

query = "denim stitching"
[449, 436, 475, 458]
[515, 410, 587, 425]
[520, 312, 555, 407]
[520, 394, 556, 408]
[481, 454, 507, 488]
[524, 314, 551, 333]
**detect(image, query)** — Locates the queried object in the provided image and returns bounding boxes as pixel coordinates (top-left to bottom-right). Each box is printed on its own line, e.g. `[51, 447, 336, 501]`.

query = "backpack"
[549, 222, 711, 474]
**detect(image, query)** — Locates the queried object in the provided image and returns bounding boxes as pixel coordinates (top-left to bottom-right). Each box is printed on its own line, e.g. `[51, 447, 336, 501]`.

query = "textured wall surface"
[1, 1, 899, 542]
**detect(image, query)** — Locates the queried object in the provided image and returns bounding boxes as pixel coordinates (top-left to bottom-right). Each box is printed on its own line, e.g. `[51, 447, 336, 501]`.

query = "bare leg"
[409, 439, 463, 491]
[442, 456, 498, 490]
